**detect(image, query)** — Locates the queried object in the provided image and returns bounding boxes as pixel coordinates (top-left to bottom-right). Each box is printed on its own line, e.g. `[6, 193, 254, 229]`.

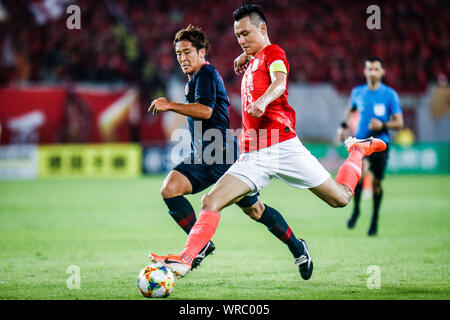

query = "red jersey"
[240, 44, 297, 153]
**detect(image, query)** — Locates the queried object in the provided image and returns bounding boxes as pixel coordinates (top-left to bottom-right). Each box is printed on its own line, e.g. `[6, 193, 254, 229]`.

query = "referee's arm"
[336, 105, 357, 142]
[369, 113, 404, 131]
[387, 113, 404, 130]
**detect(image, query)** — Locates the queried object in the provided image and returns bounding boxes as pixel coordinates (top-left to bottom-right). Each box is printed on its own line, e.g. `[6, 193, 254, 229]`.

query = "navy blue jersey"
[185, 63, 236, 164]
[350, 83, 402, 144]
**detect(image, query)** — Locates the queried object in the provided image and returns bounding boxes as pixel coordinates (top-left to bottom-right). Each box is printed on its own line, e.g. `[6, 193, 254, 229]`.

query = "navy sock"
[371, 189, 383, 227]
[257, 204, 304, 258]
[352, 182, 363, 217]
[163, 196, 196, 235]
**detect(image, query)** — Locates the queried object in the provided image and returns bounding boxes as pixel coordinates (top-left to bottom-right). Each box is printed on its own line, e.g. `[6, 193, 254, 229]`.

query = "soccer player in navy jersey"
[148, 25, 303, 269]
[337, 57, 404, 236]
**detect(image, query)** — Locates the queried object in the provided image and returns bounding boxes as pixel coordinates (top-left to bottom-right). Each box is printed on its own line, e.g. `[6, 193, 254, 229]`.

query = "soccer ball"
[137, 263, 175, 298]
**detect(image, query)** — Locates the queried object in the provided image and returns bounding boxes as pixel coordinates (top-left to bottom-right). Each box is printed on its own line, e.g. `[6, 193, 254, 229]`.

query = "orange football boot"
[149, 253, 191, 278]
[344, 136, 387, 157]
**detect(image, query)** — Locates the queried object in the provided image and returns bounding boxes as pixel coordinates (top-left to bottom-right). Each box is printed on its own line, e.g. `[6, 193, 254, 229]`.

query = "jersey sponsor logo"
[374, 103, 386, 116]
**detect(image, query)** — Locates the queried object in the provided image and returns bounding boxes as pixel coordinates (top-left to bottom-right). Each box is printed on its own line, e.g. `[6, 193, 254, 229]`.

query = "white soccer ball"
[137, 263, 175, 298]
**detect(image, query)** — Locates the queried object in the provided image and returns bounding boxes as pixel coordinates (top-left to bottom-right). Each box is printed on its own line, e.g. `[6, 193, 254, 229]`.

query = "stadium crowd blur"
[0, 0, 449, 146]
[1, 0, 448, 93]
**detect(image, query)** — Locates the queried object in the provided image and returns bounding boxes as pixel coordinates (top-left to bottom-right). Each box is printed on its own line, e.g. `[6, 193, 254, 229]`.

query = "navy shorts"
[173, 162, 259, 208]
[367, 144, 389, 180]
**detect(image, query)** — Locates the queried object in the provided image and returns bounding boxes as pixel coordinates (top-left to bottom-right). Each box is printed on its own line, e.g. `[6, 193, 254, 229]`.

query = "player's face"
[364, 61, 385, 84]
[234, 16, 267, 56]
[175, 40, 206, 77]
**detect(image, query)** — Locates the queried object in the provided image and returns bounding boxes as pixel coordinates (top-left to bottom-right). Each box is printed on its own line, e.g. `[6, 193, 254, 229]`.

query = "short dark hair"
[173, 25, 210, 53]
[366, 56, 383, 66]
[233, 3, 267, 25]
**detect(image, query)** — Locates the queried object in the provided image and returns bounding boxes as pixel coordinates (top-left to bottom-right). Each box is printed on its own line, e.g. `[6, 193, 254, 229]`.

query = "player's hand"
[369, 118, 383, 131]
[148, 97, 171, 115]
[245, 99, 266, 118]
[234, 53, 250, 75]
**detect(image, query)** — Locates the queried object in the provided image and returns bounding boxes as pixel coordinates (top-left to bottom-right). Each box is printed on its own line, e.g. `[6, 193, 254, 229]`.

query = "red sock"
[180, 210, 220, 265]
[336, 146, 364, 194]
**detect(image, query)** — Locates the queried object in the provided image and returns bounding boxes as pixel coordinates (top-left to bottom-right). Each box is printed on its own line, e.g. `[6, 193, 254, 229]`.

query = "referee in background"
[337, 57, 404, 236]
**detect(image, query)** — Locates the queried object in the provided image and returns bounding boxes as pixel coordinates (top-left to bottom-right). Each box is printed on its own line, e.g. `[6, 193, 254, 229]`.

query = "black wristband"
[382, 122, 387, 130]
[340, 122, 348, 129]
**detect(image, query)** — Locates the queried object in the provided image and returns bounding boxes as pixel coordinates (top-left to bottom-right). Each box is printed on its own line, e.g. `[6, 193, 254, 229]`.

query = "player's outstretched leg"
[310, 136, 386, 209]
[345, 136, 387, 156]
[336, 137, 386, 194]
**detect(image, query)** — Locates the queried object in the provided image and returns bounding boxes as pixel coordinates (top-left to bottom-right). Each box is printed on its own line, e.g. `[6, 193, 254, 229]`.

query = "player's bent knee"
[160, 184, 181, 199]
[201, 193, 221, 212]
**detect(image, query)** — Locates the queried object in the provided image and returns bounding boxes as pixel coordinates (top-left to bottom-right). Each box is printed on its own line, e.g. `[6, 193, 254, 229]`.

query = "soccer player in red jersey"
[150, 4, 387, 280]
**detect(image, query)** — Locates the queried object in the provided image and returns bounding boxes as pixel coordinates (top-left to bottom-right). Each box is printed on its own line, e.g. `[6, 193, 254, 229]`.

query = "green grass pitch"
[0, 175, 449, 300]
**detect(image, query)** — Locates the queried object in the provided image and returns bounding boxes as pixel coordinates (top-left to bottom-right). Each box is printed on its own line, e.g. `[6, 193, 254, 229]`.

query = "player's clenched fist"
[148, 97, 171, 115]
[245, 99, 266, 118]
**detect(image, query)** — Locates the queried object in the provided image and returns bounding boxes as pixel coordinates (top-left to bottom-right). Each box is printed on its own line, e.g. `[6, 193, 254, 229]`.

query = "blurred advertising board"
[140, 143, 449, 175]
[37, 144, 141, 178]
[0, 145, 38, 180]
[0, 85, 139, 145]
[387, 143, 449, 174]
[0, 87, 66, 144]
[307, 143, 450, 174]
[1, 143, 448, 180]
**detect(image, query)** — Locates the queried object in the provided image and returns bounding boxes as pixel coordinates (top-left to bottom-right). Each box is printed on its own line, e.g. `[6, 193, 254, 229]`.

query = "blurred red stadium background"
[0, 0, 448, 152]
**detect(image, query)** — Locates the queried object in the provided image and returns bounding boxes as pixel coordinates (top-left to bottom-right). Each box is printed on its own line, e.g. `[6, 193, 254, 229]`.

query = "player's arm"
[246, 71, 286, 118]
[246, 60, 288, 118]
[148, 98, 213, 120]
[234, 53, 251, 75]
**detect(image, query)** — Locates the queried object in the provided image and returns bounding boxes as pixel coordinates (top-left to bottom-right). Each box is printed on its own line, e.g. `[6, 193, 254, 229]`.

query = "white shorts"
[226, 137, 330, 195]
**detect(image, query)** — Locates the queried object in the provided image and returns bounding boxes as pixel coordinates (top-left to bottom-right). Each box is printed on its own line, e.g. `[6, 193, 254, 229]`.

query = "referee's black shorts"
[366, 144, 389, 180]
